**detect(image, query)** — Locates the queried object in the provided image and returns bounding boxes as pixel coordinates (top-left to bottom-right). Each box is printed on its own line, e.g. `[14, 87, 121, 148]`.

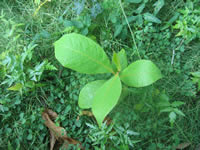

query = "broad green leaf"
[78, 80, 106, 109]
[8, 83, 23, 91]
[92, 75, 122, 126]
[143, 13, 161, 24]
[120, 60, 162, 87]
[125, 0, 142, 3]
[54, 33, 113, 74]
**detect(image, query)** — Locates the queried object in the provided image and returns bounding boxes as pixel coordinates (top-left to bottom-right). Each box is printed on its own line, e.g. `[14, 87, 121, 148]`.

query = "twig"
[171, 48, 175, 65]
[33, 0, 51, 17]
[171, 39, 184, 65]
[119, 0, 141, 59]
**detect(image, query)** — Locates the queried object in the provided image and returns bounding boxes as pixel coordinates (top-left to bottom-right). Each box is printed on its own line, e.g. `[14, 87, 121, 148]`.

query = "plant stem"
[171, 38, 184, 65]
[119, 0, 141, 59]
[33, 0, 50, 17]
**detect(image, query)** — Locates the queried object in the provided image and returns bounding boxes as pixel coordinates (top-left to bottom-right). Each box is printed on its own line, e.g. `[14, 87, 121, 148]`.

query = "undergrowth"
[0, 0, 200, 149]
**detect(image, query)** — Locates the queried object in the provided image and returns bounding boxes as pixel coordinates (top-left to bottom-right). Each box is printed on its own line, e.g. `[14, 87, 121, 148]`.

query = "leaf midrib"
[93, 75, 121, 125]
[66, 46, 114, 74]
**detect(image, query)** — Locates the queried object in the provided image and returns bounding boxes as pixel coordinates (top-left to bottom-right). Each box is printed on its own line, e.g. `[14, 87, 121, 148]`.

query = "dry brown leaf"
[104, 116, 112, 126]
[79, 110, 112, 126]
[50, 130, 56, 150]
[80, 110, 93, 117]
[176, 142, 191, 149]
[42, 109, 84, 150]
[45, 109, 58, 120]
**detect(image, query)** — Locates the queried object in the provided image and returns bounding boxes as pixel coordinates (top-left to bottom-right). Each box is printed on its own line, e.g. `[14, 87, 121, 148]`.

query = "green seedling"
[54, 33, 162, 126]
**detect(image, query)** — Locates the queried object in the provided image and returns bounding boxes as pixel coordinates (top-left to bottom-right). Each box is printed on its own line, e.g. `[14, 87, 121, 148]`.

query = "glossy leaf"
[112, 49, 128, 72]
[92, 75, 122, 126]
[54, 33, 113, 74]
[143, 13, 161, 24]
[120, 60, 162, 87]
[78, 80, 106, 109]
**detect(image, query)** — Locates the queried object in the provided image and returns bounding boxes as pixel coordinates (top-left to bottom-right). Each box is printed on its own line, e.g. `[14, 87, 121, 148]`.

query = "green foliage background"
[0, 0, 200, 149]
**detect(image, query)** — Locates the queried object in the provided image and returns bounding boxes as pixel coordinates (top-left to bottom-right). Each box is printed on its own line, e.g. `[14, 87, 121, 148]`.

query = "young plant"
[54, 33, 162, 126]
[173, 0, 200, 43]
[86, 122, 140, 149]
[158, 96, 185, 126]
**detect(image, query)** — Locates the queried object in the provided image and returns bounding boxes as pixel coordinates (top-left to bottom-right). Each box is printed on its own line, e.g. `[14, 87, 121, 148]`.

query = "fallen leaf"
[45, 109, 58, 120]
[42, 109, 84, 150]
[50, 130, 56, 150]
[176, 142, 191, 149]
[104, 116, 112, 126]
[79, 110, 112, 126]
[80, 110, 93, 117]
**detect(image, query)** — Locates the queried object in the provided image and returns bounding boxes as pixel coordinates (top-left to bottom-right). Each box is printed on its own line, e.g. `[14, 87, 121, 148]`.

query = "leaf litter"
[42, 109, 84, 150]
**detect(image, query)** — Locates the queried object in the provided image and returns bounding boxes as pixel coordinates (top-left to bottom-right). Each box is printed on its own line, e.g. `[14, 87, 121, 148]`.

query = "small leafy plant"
[54, 33, 162, 126]
[159, 99, 185, 126]
[173, 0, 200, 43]
[86, 122, 140, 149]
